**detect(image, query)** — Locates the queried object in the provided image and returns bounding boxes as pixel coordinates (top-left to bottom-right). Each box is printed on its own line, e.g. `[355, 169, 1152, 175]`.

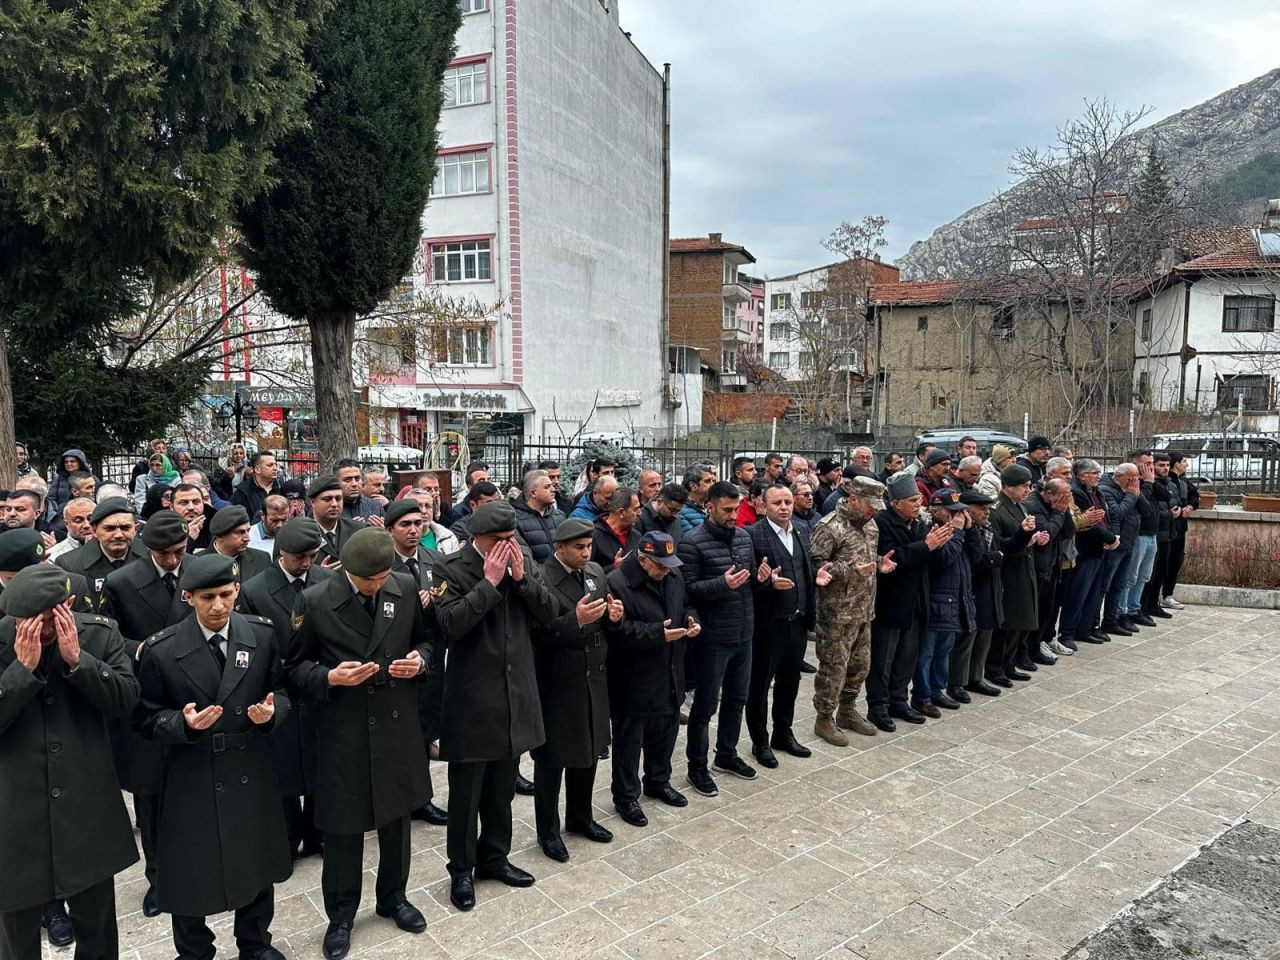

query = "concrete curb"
[1177, 583, 1280, 610]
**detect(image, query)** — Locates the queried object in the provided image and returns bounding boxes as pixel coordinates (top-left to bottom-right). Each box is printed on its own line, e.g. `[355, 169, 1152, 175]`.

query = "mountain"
[897, 68, 1280, 281]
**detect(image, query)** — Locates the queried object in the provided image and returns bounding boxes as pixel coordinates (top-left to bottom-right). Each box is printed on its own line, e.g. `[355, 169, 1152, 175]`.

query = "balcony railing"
[722, 281, 750, 303]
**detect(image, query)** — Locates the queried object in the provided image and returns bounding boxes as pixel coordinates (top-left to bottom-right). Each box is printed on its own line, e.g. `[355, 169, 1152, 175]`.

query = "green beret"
[180, 552, 238, 592]
[276, 517, 324, 554]
[1000, 464, 1034, 486]
[340, 527, 395, 577]
[210, 505, 250, 538]
[469, 499, 517, 535]
[385, 499, 423, 527]
[0, 528, 48, 572]
[90, 497, 133, 526]
[553, 517, 594, 542]
[0, 563, 73, 617]
[141, 510, 188, 550]
[307, 475, 341, 499]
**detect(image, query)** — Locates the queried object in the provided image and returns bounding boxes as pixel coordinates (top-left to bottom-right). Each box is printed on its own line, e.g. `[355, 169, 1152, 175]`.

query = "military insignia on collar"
[35, 544, 44, 556]
[64, 577, 71, 594]
[291, 612, 304, 630]
[231, 562, 239, 578]
[431, 580, 448, 597]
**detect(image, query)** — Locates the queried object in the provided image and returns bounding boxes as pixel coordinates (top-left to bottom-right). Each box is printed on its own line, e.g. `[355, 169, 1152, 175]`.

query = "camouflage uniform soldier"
[810, 477, 895, 744]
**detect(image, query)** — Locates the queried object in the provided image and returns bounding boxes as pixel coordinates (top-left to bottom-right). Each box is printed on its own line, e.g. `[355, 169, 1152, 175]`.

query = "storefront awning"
[368, 384, 535, 414]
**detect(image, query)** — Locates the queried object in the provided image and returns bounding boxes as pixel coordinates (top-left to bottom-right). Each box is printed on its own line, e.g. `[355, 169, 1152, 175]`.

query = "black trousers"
[533, 759, 597, 842]
[745, 618, 806, 746]
[988, 628, 1025, 680]
[1143, 540, 1171, 611]
[611, 714, 678, 804]
[446, 758, 517, 877]
[1031, 572, 1062, 650]
[967, 630, 993, 684]
[866, 622, 919, 712]
[172, 884, 273, 960]
[321, 818, 410, 924]
[949, 629, 974, 690]
[1163, 531, 1186, 597]
[282, 794, 322, 853]
[686, 640, 752, 770]
[135, 792, 161, 890]
[0, 878, 116, 960]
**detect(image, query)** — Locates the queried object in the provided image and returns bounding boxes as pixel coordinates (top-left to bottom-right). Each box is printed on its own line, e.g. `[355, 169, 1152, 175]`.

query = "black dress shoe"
[514, 773, 536, 796]
[1008, 669, 1032, 681]
[566, 820, 613, 843]
[1059, 637, 1079, 652]
[967, 679, 1002, 696]
[1014, 655, 1038, 673]
[449, 875, 475, 912]
[1131, 612, 1156, 627]
[947, 686, 972, 704]
[375, 899, 426, 933]
[322, 922, 352, 960]
[476, 862, 535, 887]
[1030, 651, 1056, 667]
[1119, 615, 1141, 631]
[598, 746, 610, 759]
[1146, 606, 1173, 619]
[540, 837, 570, 862]
[770, 732, 812, 758]
[245, 947, 287, 960]
[411, 801, 448, 825]
[643, 784, 688, 807]
[713, 756, 757, 780]
[142, 887, 161, 918]
[888, 704, 926, 724]
[751, 742, 779, 768]
[984, 675, 1013, 689]
[869, 711, 896, 733]
[1081, 633, 1106, 644]
[614, 799, 649, 826]
[42, 905, 74, 947]
[1101, 620, 1133, 636]
[799, 659, 817, 674]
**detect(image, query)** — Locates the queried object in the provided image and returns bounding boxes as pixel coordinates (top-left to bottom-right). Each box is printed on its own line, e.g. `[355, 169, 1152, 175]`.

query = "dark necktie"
[405, 557, 419, 583]
[362, 593, 376, 620]
[576, 570, 586, 591]
[110, 559, 124, 570]
[325, 531, 337, 552]
[291, 576, 305, 597]
[209, 633, 226, 669]
[163, 573, 178, 597]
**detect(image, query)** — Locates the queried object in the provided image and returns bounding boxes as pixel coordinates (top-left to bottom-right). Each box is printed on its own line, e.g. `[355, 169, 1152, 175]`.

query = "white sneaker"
[1163, 597, 1185, 610]
[1038, 641, 1058, 663]
[1048, 639, 1074, 657]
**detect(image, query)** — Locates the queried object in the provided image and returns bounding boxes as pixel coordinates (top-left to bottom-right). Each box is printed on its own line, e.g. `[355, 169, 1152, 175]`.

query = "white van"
[1151, 433, 1280, 485]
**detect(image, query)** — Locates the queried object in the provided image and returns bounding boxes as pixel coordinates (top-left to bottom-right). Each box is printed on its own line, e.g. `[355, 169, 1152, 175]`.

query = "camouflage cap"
[848, 476, 886, 509]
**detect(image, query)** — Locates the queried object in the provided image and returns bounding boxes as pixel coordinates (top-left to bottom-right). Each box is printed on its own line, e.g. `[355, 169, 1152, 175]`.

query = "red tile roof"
[869, 279, 974, 306]
[1175, 233, 1280, 274]
[670, 236, 755, 261]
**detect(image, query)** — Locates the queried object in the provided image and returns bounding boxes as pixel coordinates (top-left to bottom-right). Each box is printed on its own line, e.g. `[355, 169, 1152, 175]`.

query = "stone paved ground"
[94, 603, 1280, 960]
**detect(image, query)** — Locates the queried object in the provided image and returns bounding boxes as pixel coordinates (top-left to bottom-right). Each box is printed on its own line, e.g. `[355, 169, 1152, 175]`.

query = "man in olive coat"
[285, 528, 433, 960]
[0, 565, 140, 960]
[136, 554, 292, 960]
[101, 508, 194, 917]
[988, 465, 1049, 682]
[432, 499, 560, 912]
[199, 504, 272, 586]
[307, 477, 362, 567]
[55, 497, 148, 612]
[239, 517, 332, 859]
[530, 517, 623, 862]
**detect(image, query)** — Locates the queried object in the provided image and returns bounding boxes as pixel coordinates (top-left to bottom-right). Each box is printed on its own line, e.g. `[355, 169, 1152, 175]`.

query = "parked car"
[1152, 433, 1280, 485]
[914, 428, 1027, 458]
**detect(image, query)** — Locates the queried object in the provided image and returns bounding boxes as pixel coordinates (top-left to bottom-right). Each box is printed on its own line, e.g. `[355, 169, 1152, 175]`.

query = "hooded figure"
[48, 448, 95, 511]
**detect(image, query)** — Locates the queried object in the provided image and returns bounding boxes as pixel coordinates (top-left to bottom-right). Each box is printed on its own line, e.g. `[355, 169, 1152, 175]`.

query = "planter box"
[1198, 491, 1217, 510]
[1241, 494, 1280, 513]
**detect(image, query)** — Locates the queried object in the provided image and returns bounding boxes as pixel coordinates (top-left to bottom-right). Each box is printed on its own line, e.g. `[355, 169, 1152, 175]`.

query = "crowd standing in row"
[0, 435, 1198, 960]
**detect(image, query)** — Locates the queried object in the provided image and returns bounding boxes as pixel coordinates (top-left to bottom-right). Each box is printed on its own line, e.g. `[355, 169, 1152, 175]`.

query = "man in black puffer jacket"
[1097, 462, 1141, 636]
[1141, 453, 1175, 619]
[513, 470, 564, 563]
[677, 481, 756, 797]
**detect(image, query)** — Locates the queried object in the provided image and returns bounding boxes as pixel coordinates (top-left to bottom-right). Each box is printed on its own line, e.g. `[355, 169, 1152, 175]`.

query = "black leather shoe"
[1119, 615, 1140, 631]
[1008, 669, 1032, 682]
[449, 875, 475, 912]
[299, 838, 324, 858]
[1101, 620, 1133, 636]
[713, 756, 757, 780]
[411, 801, 448, 825]
[1014, 655, 1038, 673]
[514, 773, 536, 796]
[643, 784, 688, 807]
[1030, 650, 1056, 667]
[947, 686, 972, 704]
[751, 742, 779, 768]
[911, 700, 942, 719]
[476, 863, 535, 887]
[322, 922, 353, 959]
[42, 905, 73, 947]
[375, 899, 426, 933]
[1131, 612, 1156, 627]
[614, 799, 649, 826]
[799, 659, 817, 674]
[1081, 632, 1106, 644]
[888, 704, 926, 724]
[984, 674, 1013, 689]
[1146, 606, 1173, 619]
[539, 837, 570, 862]
[770, 732, 812, 758]
[245, 947, 286, 960]
[142, 888, 161, 918]
[598, 746, 610, 759]
[567, 820, 613, 843]
[869, 711, 896, 733]
[967, 679, 1002, 696]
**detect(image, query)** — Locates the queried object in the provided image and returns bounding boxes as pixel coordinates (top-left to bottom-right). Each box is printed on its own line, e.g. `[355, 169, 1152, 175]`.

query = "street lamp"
[212, 387, 259, 443]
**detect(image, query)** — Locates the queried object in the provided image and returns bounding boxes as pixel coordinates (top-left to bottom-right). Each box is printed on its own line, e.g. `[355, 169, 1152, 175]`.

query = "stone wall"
[1182, 507, 1280, 590]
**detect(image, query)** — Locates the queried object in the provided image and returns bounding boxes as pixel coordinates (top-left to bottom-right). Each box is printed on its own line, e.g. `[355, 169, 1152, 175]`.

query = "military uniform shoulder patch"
[431, 580, 448, 598]
[246, 614, 273, 626]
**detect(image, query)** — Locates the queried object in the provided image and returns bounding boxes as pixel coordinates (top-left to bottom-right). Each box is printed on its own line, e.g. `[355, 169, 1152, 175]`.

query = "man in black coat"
[530, 517, 623, 862]
[1024, 478, 1076, 664]
[239, 517, 333, 859]
[55, 497, 148, 612]
[954, 490, 1012, 697]
[172, 482, 216, 552]
[633, 483, 686, 545]
[590, 486, 640, 571]
[1141, 452, 1176, 619]
[307, 476, 362, 567]
[745, 483, 831, 767]
[432, 499, 560, 911]
[136, 554, 292, 960]
[988, 466, 1048, 681]
[606, 533, 699, 827]
[0, 565, 140, 960]
[101, 509, 194, 917]
[678, 481, 757, 796]
[200, 504, 272, 587]
[1097, 463, 1142, 636]
[285, 528, 433, 959]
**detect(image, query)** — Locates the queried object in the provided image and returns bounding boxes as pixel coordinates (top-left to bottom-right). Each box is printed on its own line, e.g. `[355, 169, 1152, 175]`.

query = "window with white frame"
[770, 292, 791, 311]
[768, 351, 788, 369]
[430, 239, 492, 283]
[443, 61, 487, 108]
[457, 0, 486, 13]
[721, 349, 736, 373]
[432, 150, 490, 196]
[446, 327, 492, 365]
[768, 323, 789, 341]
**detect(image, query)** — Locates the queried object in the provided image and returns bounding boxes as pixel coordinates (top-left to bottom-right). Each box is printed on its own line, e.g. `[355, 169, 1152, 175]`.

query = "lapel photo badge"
[234, 649, 250, 669]
[585, 577, 597, 592]
[95, 577, 105, 592]
[382, 601, 396, 618]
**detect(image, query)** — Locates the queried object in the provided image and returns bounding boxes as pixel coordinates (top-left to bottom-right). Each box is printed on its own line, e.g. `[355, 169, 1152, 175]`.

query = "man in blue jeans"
[678, 481, 757, 797]
[1096, 462, 1141, 637]
[1116, 450, 1159, 629]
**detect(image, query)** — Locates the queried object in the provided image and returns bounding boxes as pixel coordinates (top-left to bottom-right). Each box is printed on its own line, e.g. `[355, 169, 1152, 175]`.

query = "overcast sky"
[620, 0, 1280, 277]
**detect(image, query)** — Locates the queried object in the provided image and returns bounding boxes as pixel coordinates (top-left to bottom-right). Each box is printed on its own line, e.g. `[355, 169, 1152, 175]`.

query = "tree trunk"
[309, 312, 359, 473]
[0, 323, 17, 489]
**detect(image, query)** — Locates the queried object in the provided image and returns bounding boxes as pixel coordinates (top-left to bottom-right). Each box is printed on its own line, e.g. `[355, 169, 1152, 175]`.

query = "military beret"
[180, 552, 238, 592]
[849, 476, 887, 508]
[141, 509, 188, 549]
[924, 449, 952, 469]
[959, 489, 995, 506]
[885, 473, 919, 501]
[90, 497, 133, 526]
[0, 528, 49, 572]
[341, 527, 395, 577]
[275, 517, 324, 554]
[1000, 464, 1034, 486]
[210, 505, 250, 538]
[553, 517, 594, 542]
[307, 475, 341, 499]
[0, 563, 72, 617]
[469, 499, 517, 535]
[384, 499, 423, 527]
